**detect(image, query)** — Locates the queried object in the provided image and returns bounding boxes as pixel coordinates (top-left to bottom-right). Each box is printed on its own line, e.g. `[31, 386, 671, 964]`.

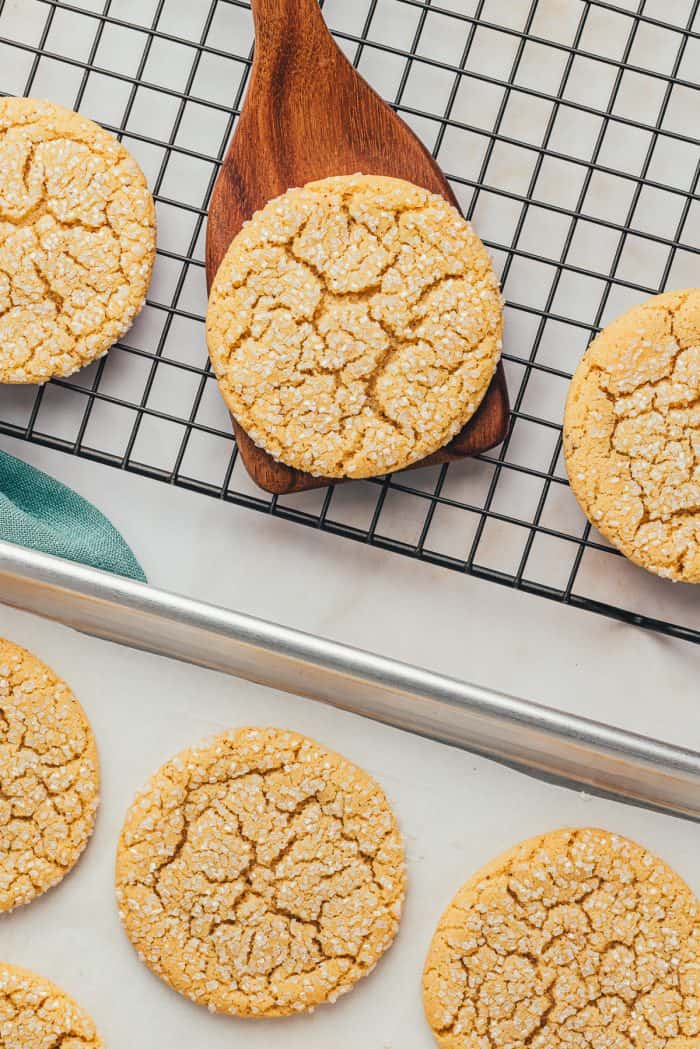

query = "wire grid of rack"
[0, 0, 698, 643]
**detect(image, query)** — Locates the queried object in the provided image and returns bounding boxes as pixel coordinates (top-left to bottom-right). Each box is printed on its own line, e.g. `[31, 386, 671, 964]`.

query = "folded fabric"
[0, 448, 146, 582]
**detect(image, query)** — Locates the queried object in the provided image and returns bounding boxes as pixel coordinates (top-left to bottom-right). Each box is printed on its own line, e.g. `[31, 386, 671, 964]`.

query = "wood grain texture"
[206, 0, 509, 496]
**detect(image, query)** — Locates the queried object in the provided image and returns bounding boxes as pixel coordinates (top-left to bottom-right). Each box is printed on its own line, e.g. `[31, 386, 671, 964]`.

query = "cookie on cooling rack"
[0, 963, 105, 1048]
[564, 288, 700, 582]
[0, 638, 99, 912]
[116, 726, 406, 1017]
[423, 827, 700, 1048]
[0, 96, 156, 384]
[206, 173, 503, 479]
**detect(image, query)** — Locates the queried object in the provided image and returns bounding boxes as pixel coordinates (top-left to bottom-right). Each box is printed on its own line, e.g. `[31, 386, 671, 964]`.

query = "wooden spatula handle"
[249, 0, 329, 52]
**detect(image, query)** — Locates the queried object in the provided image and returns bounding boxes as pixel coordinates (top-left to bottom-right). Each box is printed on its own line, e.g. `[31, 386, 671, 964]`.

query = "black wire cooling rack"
[0, 0, 698, 643]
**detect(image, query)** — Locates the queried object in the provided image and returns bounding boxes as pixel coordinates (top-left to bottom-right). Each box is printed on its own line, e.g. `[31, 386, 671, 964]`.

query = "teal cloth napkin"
[0, 449, 146, 582]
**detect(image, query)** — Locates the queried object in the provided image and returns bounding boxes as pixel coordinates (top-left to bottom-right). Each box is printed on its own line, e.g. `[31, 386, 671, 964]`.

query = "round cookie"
[0, 963, 105, 1048]
[423, 827, 700, 1049]
[0, 638, 99, 911]
[206, 173, 503, 479]
[0, 96, 156, 383]
[564, 288, 700, 582]
[116, 726, 406, 1017]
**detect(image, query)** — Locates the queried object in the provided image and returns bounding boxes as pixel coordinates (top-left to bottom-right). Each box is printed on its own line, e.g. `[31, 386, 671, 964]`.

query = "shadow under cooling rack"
[0, 0, 698, 644]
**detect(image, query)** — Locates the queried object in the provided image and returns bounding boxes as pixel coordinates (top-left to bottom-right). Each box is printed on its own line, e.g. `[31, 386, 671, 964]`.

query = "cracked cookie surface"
[0, 963, 104, 1048]
[564, 289, 700, 582]
[423, 827, 700, 1049]
[115, 726, 406, 1017]
[0, 96, 156, 384]
[0, 638, 99, 912]
[206, 174, 503, 478]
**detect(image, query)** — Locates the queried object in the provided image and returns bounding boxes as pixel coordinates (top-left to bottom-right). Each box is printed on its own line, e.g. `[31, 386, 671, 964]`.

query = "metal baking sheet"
[0, 554, 699, 1049]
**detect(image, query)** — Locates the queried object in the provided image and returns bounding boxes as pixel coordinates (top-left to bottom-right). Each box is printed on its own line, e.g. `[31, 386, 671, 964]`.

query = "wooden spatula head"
[206, 0, 508, 495]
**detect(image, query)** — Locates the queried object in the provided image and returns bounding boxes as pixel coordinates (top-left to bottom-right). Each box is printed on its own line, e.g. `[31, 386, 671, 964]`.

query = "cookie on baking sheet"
[0, 963, 105, 1048]
[116, 726, 406, 1017]
[0, 638, 99, 912]
[564, 288, 700, 582]
[0, 96, 156, 384]
[423, 827, 700, 1049]
[206, 173, 503, 479]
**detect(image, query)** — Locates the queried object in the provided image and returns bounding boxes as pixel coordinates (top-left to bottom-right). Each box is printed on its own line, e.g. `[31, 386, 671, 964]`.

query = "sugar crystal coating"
[423, 827, 700, 1049]
[206, 174, 503, 478]
[0, 96, 156, 383]
[564, 289, 700, 582]
[0, 638, 99, 912]
[115, 726, 406, 1017]
[0, 963, 104, 1048]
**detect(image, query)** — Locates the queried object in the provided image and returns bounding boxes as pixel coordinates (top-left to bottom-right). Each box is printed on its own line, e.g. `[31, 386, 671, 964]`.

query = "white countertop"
[1, 435, 698, 1049]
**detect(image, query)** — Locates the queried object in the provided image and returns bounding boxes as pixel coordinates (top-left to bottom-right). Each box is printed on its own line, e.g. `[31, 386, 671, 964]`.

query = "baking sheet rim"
[0, 538, 698, 821]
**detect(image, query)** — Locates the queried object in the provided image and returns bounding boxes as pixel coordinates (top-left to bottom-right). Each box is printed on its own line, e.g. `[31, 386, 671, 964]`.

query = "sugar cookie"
[423, 827, 700, 1048]
[0, 96, 156, 383]
[206, 174, 503, 478]
[0, 638, 99, 911]
[564, 289, 700, 581]
[116, 726, 406, 1017]
[0, 963, 104, 1048]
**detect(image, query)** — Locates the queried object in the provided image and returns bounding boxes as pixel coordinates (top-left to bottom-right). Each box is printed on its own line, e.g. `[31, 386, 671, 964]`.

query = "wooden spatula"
[206, 0, 509, 496]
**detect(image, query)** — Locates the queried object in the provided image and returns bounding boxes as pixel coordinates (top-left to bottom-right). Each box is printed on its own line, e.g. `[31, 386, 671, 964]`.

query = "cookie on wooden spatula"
[207, 174, 503, 480]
